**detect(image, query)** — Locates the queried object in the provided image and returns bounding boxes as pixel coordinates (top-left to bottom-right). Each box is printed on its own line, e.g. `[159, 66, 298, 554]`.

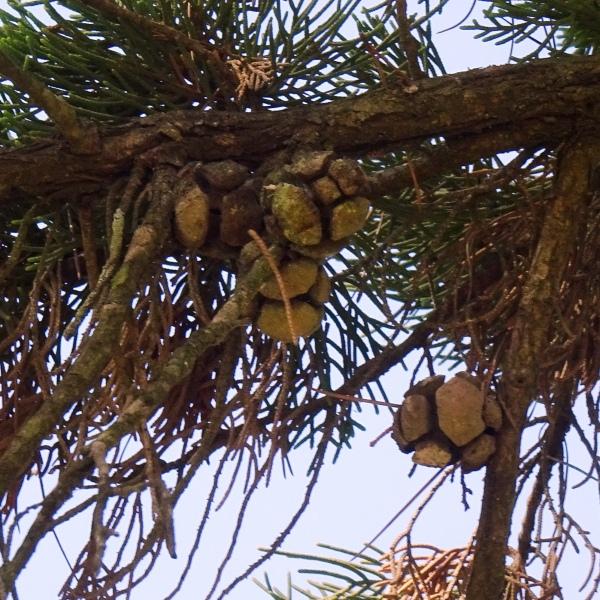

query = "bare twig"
[517, 381, 574, 565]
[139, 425, 176, 559]
[395, 0, 425, 80]
[350, 468, 447, 561]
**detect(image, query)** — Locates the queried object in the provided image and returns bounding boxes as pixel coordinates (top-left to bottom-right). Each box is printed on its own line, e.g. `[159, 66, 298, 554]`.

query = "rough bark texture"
[2, 55, 600, 202]
[466, 136, 598, 600]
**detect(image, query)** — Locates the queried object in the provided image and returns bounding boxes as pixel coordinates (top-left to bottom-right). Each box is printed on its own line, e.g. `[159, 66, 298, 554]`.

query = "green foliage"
[470, 0, 600, 58]
[0, 0, 413, 144]
[256, 544, 387, 599]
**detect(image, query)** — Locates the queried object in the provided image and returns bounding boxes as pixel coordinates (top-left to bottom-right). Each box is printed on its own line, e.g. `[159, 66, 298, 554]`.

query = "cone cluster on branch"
[392, 373, 503, 472]
[173, 151, 371, 342]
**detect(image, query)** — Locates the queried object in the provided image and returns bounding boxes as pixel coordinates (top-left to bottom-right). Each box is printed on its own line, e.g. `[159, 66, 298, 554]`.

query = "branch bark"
[466, 135, 599, 600]
[2, 55, 600, 201]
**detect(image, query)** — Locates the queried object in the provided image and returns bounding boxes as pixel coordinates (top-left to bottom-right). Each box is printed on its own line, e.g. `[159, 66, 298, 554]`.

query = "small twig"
[390, 466, 456, 556]
[65, 207, 125, 339]
[0, 205, 37, 288]
[370, 425, 394, 447]
[359, 33, 392, 85]
[83, 0, 235, 96]
[406, 156, 425, 203]
[163, 452, 229, 600]
[395, 0, 425, 80]
[216, 413, 336, 600]
[77, 204, 99, 288]
[84, 0, 214, 61]
[186, 256, 211, 325]
[87, 441, 110, 580]
[350, 468, 446, 561]
[139, 425, 176, 559]
[265, 355, 292, 484]
[443, 538, 475, 599]
[313, 387, 403, 409]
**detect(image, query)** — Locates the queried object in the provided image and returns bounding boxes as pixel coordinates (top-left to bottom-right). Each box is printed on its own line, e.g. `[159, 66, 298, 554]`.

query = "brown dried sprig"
[226, 57, 276, 101]
[377, 543, 560, 600]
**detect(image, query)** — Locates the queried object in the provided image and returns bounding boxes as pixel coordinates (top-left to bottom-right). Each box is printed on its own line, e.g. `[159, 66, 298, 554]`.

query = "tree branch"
[366, 119, 571, 197]
[82, 0, 216, 61]
[0, 166, 177, 499]
[1, 55, 600, 200]
[0, 244, 282, 590]
[466, 135, 599, 600]
[517, 380, 574, 565]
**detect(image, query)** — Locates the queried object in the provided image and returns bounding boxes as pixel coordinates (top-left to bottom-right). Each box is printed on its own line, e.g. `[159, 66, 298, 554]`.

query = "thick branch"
[0, 167, 177, 498]
[1, 55, 600, 200]
[466, 136, 598, 600]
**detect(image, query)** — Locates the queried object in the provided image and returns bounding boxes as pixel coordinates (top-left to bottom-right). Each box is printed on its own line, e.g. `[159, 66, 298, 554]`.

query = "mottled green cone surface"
[271, 183, 322, 246]
[330, 196, 371, 241]
[256, 300, 323, 342]
[259, 258, 319, 300]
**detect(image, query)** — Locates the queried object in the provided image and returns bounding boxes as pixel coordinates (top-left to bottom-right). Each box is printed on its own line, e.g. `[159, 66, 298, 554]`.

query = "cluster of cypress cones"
[172, 151, 371, 342]
[392, 373, 503, 472]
